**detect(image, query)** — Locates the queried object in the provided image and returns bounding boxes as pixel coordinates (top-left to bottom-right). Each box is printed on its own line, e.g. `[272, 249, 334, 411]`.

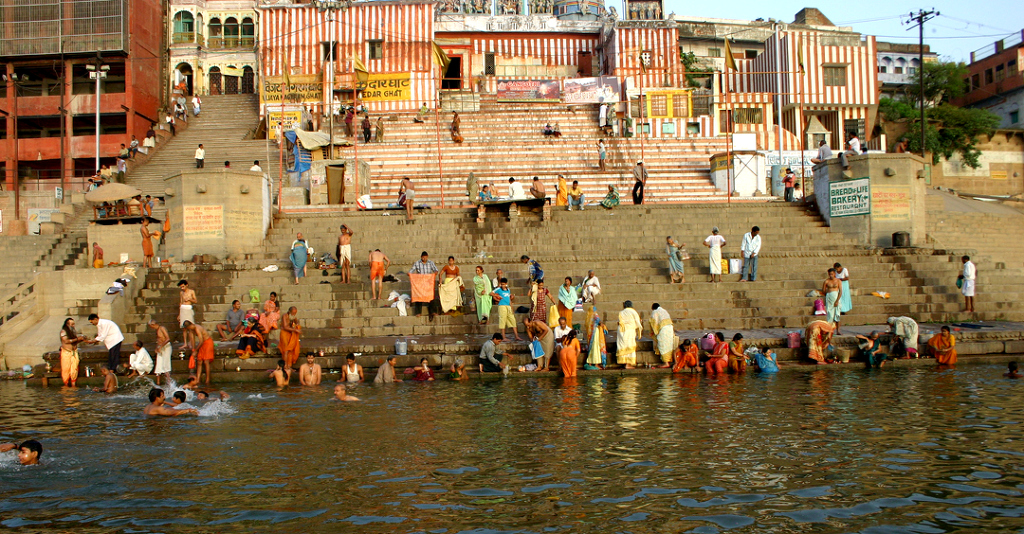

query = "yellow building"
[168, 1, 259, 97]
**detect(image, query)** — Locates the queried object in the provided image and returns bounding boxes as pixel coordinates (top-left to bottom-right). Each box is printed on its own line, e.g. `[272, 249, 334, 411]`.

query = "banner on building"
[829, 178, 871, 218]
[359, 73, 412, 101]
[262, 75, 322, 104]
[496, 80, 560, 103]
[562, 76, 621, 104]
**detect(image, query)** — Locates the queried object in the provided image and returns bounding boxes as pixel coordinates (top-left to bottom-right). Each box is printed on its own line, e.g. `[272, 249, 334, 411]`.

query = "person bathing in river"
[93, 365, 118, 394]
[299, 352, 322, 386]
[333, 384, 360, 401]
[144, 388, 197, 417]
[271, 360, 291, 387]
[0, 440, 42, 465]
[1006, 361, 1020, 379]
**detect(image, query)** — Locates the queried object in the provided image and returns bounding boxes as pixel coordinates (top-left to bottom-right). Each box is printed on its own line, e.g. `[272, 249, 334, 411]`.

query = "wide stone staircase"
[124, 94, 279, 218]
[925, 190, 1024, 269]
[119, 203, 1024, 353]
[327, 96, 736, 207]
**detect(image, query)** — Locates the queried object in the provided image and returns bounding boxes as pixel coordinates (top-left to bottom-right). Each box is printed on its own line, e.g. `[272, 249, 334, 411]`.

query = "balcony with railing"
[171, 33, 204, 46]
[0, 0, 129, 58]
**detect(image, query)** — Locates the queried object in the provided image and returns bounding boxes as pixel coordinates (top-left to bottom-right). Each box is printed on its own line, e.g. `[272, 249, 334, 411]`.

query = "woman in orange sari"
[279, 315, 302, 368]
[927, 326, 957, 366]
[559, 329, 580, 377]
[555, 175, 568, 207]
[705, 332, 728, 374]
[728, 333, 747, 373]
[673, 339, 699, 373]
[805, 320, 835, 364]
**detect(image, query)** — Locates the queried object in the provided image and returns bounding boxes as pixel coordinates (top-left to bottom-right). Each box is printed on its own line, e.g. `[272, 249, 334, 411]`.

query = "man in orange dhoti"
[184, 321, 215, 385]
[279, 306, 301, 368]
[927, 326, 957, 366]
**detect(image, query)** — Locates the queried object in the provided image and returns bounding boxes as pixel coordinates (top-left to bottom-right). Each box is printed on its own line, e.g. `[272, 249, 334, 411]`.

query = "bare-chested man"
[144, 388, 197, 417]
[149, 319, 172, 385]
[299, 353, 322, 385]
[337, 224, 354, 284]
[93, 365, 118, 394]
[333, 383, 360, 401]
[523, 317, 553, 372]
[178, 280, 197, 348]
[401, 177, 415, 221]
[92, 242, 104, 268]
[822, 268, 843, 335]
[368, 249, 391, 300]
[184, 321, 215, 385]
[271, 359, 291, 387]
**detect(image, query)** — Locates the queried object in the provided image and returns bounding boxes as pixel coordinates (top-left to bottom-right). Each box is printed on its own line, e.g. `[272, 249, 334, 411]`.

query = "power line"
[904, 9, 937, 159]
[937, 15, 1015, 34]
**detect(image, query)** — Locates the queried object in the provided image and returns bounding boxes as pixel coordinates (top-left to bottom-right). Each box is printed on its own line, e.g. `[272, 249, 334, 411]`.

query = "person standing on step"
[834, 262, 852, 314]
[59, 318, 87, 387]
[649, 303, 675, 368]
[166, 112, 176, 136]
[529, 278, 551, 324]
[666, 236, 686, 284]
[178, 279, 198, 349]
[88, 313, 124, 374]
[616, 301, 643, 369]
[524, 316, 553, 372]
[451, 111, 461, 135]
[597, 139, 607, 171]
[821, 268, 843, 334]
[409, 251, 440, 319]
[149, 319, 172, 385]
[362, 115, 372, 143]
[704, 227, 726, 283]
[183, 321, 214, 385]
[291, 233, 308, 285]
[401, 177, 415, 221]
[491, 278, 521, 341]
[115, 156, 127, 183]
[369, 249, 391, 300]
[337, 225, 354, 284]
[782, 168, 796, 202]
[140, 219, 154, 268]
[194, 144, 205, 168]
[557, 277, 577, 325]
[92, 242, 104, 269]
[632, 160, 648, 204]
[279, 307, 301, 369]
[960, 255, 976, 313]
[344, 107, 355, 137]
[375, 116, 385, 143]
[739, 226, 761, 282]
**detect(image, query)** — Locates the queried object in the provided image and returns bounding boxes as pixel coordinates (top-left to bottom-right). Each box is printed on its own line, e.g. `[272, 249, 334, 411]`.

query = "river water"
[1, 365, 1022, 533]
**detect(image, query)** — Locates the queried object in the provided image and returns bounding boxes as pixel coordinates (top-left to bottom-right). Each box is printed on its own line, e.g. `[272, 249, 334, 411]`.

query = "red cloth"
[196, 337, 215, 361]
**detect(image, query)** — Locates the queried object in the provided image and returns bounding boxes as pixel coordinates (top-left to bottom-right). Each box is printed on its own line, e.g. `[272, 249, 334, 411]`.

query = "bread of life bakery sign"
[829, 178, 871, 218]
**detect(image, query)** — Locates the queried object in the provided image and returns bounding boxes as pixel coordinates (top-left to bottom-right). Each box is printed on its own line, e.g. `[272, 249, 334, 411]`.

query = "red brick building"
[0, 0, 163, 194]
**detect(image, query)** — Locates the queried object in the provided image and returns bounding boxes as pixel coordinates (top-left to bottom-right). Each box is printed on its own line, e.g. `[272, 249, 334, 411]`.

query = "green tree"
[880, 60, 1000, 168]
[680, 51, 713, 88]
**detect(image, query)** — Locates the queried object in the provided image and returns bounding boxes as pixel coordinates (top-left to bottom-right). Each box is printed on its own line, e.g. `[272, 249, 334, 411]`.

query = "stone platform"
[36, 320, 1024, 386]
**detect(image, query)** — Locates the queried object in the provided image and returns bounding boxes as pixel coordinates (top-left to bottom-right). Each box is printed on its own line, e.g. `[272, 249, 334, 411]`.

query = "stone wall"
[0, 191, 63, 235]
[163, 170, 269, 261]
[87, 222, 161, 265]
[814, 153, 927, 247]
[930, 131, 1024, 197]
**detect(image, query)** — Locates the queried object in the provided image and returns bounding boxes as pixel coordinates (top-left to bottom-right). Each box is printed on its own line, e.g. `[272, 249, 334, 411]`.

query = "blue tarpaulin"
[284, 130, 312, 174]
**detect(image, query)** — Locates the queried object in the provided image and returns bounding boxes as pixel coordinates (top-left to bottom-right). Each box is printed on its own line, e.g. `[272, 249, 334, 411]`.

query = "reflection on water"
[1, 366, 1022, 532]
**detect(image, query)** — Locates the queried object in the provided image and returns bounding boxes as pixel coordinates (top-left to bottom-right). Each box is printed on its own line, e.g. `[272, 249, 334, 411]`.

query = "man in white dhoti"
[616, 300, 643, 369]
[961, 255, 976, 313]
[704, 227, 726, 283]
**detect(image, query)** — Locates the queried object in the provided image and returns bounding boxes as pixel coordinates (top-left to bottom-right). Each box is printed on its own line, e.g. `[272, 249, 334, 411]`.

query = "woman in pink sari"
[705, 332, 728, 374]
[805, 320, 835, 364]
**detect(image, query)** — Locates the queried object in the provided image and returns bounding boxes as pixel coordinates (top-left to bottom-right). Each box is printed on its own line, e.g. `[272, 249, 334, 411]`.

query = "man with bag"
[740, 226, 761, 282]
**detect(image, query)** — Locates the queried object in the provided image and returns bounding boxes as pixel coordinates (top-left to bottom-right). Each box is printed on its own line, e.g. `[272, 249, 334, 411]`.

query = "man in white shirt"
[89, 313, 125, 373]
[127, 340, 153, 377]
[846, 134, 861, 155]
[507, 177, 526, 200]
[492, 268, 504, 291]
[191, 95, 201, 116]
[553, 316, 572, 351]
[961, 255, 976, 312]
[810, 140, 832, 164]
[250, 160, 263, 173]
[739, 226, 761, 282]
[195, 144, 205, 169]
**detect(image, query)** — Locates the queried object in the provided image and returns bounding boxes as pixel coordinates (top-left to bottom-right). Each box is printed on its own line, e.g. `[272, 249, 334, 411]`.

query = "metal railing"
[0, 0, 129, 57]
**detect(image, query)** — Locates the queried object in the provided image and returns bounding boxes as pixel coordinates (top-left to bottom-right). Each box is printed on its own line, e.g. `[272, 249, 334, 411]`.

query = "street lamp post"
[86, 62, 109, 173]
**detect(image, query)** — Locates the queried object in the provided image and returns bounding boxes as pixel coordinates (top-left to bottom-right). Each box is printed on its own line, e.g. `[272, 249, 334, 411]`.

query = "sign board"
[872, 185, 911, 221]
[829, 178, 871, 218]
[562, 76, 621, 104]
[496, 80, 560, 103]
[183, 205, 225, 239]
[267, 110, 303, 132]
[359, 73, 412, 101]
[55, 187, 63, 200]
[27, 208, 60, 234]
[261, 75, 322, 104]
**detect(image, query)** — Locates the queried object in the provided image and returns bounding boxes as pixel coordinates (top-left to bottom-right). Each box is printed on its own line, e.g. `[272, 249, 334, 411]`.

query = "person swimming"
[0, 440, 42, 465]
[333, 384, 360, 402]
[1006, 361, 1020, 379]
[196, 390, 230, 401]
[143, 388, 197, 417]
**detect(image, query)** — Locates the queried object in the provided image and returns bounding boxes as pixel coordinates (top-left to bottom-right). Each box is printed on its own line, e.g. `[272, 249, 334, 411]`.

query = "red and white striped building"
[258, 1, 437, 115]
[722, 29, 879, 150]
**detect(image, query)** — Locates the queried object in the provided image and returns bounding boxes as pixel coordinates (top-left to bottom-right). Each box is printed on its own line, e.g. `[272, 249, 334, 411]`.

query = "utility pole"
[905, 9, 938, 158]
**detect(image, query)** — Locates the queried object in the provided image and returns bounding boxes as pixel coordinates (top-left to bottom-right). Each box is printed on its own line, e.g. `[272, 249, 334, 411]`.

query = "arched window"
[224, 17, 240, 47]
[241, 66, 255, 94]
[172, 11, 194, 43]
[209, 17, 222, 48]
[241, 17, 255, 47]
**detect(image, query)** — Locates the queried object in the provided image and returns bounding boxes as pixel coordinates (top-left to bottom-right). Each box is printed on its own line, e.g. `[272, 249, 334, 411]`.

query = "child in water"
[0, 440, 42, 465]
[1006, 361, 1020, 379]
